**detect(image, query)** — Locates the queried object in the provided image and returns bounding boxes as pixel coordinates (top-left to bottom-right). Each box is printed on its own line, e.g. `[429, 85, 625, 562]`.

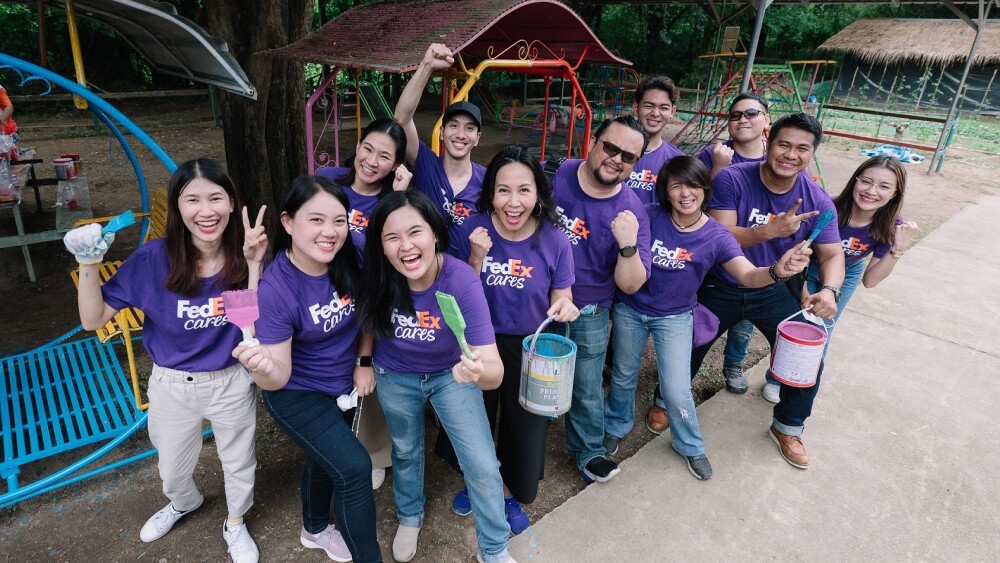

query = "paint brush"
[801, 209, 836, 250]
[102, 209, 136, 235]
[222, 289, 260, 347]
[435, 291, 473, 359]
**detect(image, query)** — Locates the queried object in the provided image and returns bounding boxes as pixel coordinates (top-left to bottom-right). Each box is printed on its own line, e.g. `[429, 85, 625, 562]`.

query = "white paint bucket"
[53, 157, 76, 180]
[770, 309, 829, 388]
[519, 317, 576, 417]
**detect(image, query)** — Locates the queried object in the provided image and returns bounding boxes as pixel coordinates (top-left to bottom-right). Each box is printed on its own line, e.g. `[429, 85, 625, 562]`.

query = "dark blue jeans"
[691, 277, 823, 437]
[263, 389, 381, 563]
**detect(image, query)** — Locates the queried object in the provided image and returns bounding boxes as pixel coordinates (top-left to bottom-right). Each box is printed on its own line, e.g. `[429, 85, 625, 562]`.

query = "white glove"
[64, 223, 114, 265]
[336, 388, 359, 411]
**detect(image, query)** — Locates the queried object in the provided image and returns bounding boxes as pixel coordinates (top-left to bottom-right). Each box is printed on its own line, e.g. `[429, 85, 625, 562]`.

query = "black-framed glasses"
[728, 108, 765, 121]
[597, 139, 640, 164]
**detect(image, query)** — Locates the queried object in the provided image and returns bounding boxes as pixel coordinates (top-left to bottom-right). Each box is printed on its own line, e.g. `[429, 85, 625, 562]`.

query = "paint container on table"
[770, 309, 829, 388]
[54, 157, 76, 180]
[519, 316, 577, 417]
[60, 153, 82, 176]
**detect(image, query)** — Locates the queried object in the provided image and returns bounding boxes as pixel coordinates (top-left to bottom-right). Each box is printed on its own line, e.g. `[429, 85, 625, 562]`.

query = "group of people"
[63, 42, 916, 563]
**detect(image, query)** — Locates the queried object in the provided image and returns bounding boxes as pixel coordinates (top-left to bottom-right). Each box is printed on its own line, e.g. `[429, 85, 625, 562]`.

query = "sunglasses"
[597, 139, 640, 165]
[728, 108, 765, 121]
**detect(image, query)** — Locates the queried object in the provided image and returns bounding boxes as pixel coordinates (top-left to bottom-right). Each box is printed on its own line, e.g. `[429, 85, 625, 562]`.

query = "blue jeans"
[374, 365, 511, 563]
[723, 321, 754, 367]
[691, 277, 823, 437]
[807, 258, 865, 356]
[606, 303, 705, 456]
[564, 305, 610, 470]
[262, 389, 381, 563]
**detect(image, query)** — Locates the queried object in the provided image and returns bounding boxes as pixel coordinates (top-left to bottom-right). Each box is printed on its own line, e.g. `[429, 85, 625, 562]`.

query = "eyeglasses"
[597, 140, 640, 165]
[728, 108, 765, 121]
[856, 176, 896, 194]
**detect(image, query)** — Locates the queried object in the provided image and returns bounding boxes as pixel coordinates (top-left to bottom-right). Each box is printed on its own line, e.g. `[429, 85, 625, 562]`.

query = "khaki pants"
[355, 390, 392, 469]
[148, 363, 258, 517]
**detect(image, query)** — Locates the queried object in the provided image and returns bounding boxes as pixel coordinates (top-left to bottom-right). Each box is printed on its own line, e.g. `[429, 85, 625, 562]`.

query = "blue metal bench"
[1, 326, 153, 508]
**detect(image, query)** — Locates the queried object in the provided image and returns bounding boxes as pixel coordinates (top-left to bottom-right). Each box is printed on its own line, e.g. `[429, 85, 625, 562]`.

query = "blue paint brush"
[102, 209, 136, 235]
[801, 210, 835, 250]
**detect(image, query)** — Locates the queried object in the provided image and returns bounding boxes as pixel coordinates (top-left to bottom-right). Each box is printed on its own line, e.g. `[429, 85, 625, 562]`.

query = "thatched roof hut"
[817, 18, 1000, 67]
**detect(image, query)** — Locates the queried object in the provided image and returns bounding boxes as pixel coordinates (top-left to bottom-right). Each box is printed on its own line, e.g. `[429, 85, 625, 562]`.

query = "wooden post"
[36, 0, 47, 68]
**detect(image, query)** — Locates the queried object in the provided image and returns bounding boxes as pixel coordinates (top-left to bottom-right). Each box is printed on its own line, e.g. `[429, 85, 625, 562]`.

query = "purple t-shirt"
[254, 251, 358, 396]
[413, 142, 485, 238]
[315, 166, 379, 234]
[696, 140, 767, 172]
[551, 159, 653, 308]
[451, 214, 575, 335]
[709, 162, 839, 286]
[101, 239, 241, 372]
[620, 206, 743, 317]
[840, 217, 901, 265]
[625, 141, 685, 205]
[374, 254, 495, 373]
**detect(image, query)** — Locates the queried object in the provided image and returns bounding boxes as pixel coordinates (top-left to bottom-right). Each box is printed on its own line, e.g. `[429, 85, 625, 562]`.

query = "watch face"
[619, 245, 637, 258]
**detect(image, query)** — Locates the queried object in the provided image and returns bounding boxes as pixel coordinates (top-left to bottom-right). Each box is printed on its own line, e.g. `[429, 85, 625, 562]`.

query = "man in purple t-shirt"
[693, 112, 845, 470]
[395, 44, 485, 241]
[625, 75, 685, 205]
[552, 115, 652, 484]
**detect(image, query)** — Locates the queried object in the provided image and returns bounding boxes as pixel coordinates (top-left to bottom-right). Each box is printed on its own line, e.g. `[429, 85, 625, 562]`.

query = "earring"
[533, 203, 542, 217]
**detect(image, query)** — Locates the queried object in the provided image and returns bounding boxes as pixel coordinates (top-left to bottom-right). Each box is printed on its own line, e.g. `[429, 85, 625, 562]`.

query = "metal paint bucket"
[53, 157, 76, 180]
[770, 309, 829, 388]
[519, 316, 576, 417]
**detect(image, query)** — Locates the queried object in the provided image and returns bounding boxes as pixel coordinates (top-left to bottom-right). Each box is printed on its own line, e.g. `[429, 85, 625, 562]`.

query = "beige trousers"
[355, 390, 392, 469]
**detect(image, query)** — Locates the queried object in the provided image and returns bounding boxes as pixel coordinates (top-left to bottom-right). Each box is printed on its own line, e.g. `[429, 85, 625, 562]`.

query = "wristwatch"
[355, 356, 373, 367]
[618, 245, 638, 258]
[821, 285, 841, 303]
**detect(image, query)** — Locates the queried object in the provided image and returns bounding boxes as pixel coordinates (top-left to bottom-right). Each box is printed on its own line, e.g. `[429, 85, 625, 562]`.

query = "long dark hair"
[275, 175, 360, 296]
[833, 156, 906, 245]
[477, 144, 560, 243]
[164, 158, 247, 295]
[656, 156, 713, 212]
[357, 191, 450, 338]
[336, 118, 407, 197]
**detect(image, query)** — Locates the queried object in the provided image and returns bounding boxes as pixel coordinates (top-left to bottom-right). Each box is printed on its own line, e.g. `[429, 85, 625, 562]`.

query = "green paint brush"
[435, 291, 474, 359]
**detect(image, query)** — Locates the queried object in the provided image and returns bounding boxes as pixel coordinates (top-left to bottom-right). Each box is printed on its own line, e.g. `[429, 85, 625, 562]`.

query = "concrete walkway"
[511, 196, 1000, 562]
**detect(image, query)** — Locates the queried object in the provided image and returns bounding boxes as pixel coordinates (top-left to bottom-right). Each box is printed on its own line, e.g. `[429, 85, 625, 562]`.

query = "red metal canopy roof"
[260, 0, 631, 71]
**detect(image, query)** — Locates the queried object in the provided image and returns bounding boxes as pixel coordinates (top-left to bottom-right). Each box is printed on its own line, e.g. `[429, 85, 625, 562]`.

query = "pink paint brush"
[222, 289, 260, 347]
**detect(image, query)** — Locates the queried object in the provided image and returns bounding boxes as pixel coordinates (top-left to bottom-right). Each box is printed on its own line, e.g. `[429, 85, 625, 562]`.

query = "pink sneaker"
[301, 525, 352, 562]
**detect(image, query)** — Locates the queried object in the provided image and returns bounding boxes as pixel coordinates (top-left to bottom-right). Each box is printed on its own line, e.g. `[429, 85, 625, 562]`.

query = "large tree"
[204, 1, 313, 232]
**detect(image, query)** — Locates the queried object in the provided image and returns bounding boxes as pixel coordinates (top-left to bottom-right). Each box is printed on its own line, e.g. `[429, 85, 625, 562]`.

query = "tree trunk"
[204, 1, 312, 235]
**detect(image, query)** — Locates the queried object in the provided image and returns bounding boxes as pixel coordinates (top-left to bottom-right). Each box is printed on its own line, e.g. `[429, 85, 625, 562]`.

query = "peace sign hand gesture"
[242, 205, 268, 265]
[767, 198, 819, 239]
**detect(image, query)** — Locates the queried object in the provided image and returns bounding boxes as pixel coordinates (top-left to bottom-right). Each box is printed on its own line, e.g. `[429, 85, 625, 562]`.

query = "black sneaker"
[582, 456, 620, 483]
[602, 434, 621, 457]
[683, 454, 713, 480]
[723, 364, 748, 394]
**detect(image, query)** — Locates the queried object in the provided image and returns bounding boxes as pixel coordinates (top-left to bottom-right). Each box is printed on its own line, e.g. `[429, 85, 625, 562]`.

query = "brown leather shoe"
[768, 425, 809, 469]
[645, 405, 669, 435]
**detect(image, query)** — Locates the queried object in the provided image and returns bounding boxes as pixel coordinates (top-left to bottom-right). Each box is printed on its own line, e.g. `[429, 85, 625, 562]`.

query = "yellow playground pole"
[65, 0, 89, 110]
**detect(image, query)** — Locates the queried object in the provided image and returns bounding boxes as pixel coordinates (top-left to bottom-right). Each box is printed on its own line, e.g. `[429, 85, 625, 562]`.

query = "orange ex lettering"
[570, 219, 590, 239]
[417, 311, 441, 329]
[350, 209, 368, 228]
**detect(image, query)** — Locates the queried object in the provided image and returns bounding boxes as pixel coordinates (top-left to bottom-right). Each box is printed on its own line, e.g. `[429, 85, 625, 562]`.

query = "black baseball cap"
[442, 101, 482, 130]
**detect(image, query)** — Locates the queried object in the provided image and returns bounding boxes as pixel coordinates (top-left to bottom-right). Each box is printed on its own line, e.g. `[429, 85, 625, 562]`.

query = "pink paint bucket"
[53, 157, 76, 180]
[770, 310, 829, 388]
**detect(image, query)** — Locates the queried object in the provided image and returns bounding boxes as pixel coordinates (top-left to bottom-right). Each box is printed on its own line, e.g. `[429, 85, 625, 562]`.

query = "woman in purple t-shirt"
[232, 176, 381, 562]
[434, 145, 579, 534]
[356, 191, 514, 563]
[805, 156, 917, 348]
[608, 156, 810, 480]
[64, 159, 264, 561]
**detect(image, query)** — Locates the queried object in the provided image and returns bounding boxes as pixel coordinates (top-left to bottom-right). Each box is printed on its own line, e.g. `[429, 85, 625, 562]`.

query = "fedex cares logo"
[392, 309, 441, 341]
[444, 199, 473, 224]
[842, 237, 870, 256]
[482, 255, 533, 289]
[555, 205, 590, 245]
[177, 297, 228, 330]
[747, 207, 777, 228]
[309, 291, 354, 332]
[349, 209, 368, 232]
[651, 239, 693, 269]
[626, 168, 657, 192]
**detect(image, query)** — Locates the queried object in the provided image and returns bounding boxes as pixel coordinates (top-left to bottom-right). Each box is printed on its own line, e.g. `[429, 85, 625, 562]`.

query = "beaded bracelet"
[769, 261, 790, 283]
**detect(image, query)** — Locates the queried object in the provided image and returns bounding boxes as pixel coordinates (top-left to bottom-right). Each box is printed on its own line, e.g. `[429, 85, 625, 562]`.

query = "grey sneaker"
[723, 364, 748, 394]
[301, 525, 351, 562]
[139, 493, 204, 542]
[683, 454, 713, 480]
[602, 434, 621, 456]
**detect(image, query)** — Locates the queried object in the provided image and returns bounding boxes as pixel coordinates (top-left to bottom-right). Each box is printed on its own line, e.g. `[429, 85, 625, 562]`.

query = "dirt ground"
[1, 98, 996, 562]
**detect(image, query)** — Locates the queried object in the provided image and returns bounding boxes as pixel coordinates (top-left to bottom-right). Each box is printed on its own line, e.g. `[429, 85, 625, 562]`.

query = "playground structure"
[261, 0, 632, 173]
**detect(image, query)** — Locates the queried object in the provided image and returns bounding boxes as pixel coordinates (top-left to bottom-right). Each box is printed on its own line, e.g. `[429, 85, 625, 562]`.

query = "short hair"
[833, 156, 907, 245]
[655, 156, 713, 212]
[635, 75, 679, 106]
[768, 112, 823, 149]
[477, 144, 560, 229]
[592, 115, 650, 157]
[729, 92, 769, 113]
[274, 175, 360, 296]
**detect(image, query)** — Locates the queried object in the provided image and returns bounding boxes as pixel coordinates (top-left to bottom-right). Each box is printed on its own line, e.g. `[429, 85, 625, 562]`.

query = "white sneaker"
[372, 467, 386, 490]
[139, 493, 203, 542]
[301, 525, 352, 562]
[762, 382, 781, 404]
[223, 520, 259, 563]
[392, 524, 421, 562]
[477, 553, 519, 563]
